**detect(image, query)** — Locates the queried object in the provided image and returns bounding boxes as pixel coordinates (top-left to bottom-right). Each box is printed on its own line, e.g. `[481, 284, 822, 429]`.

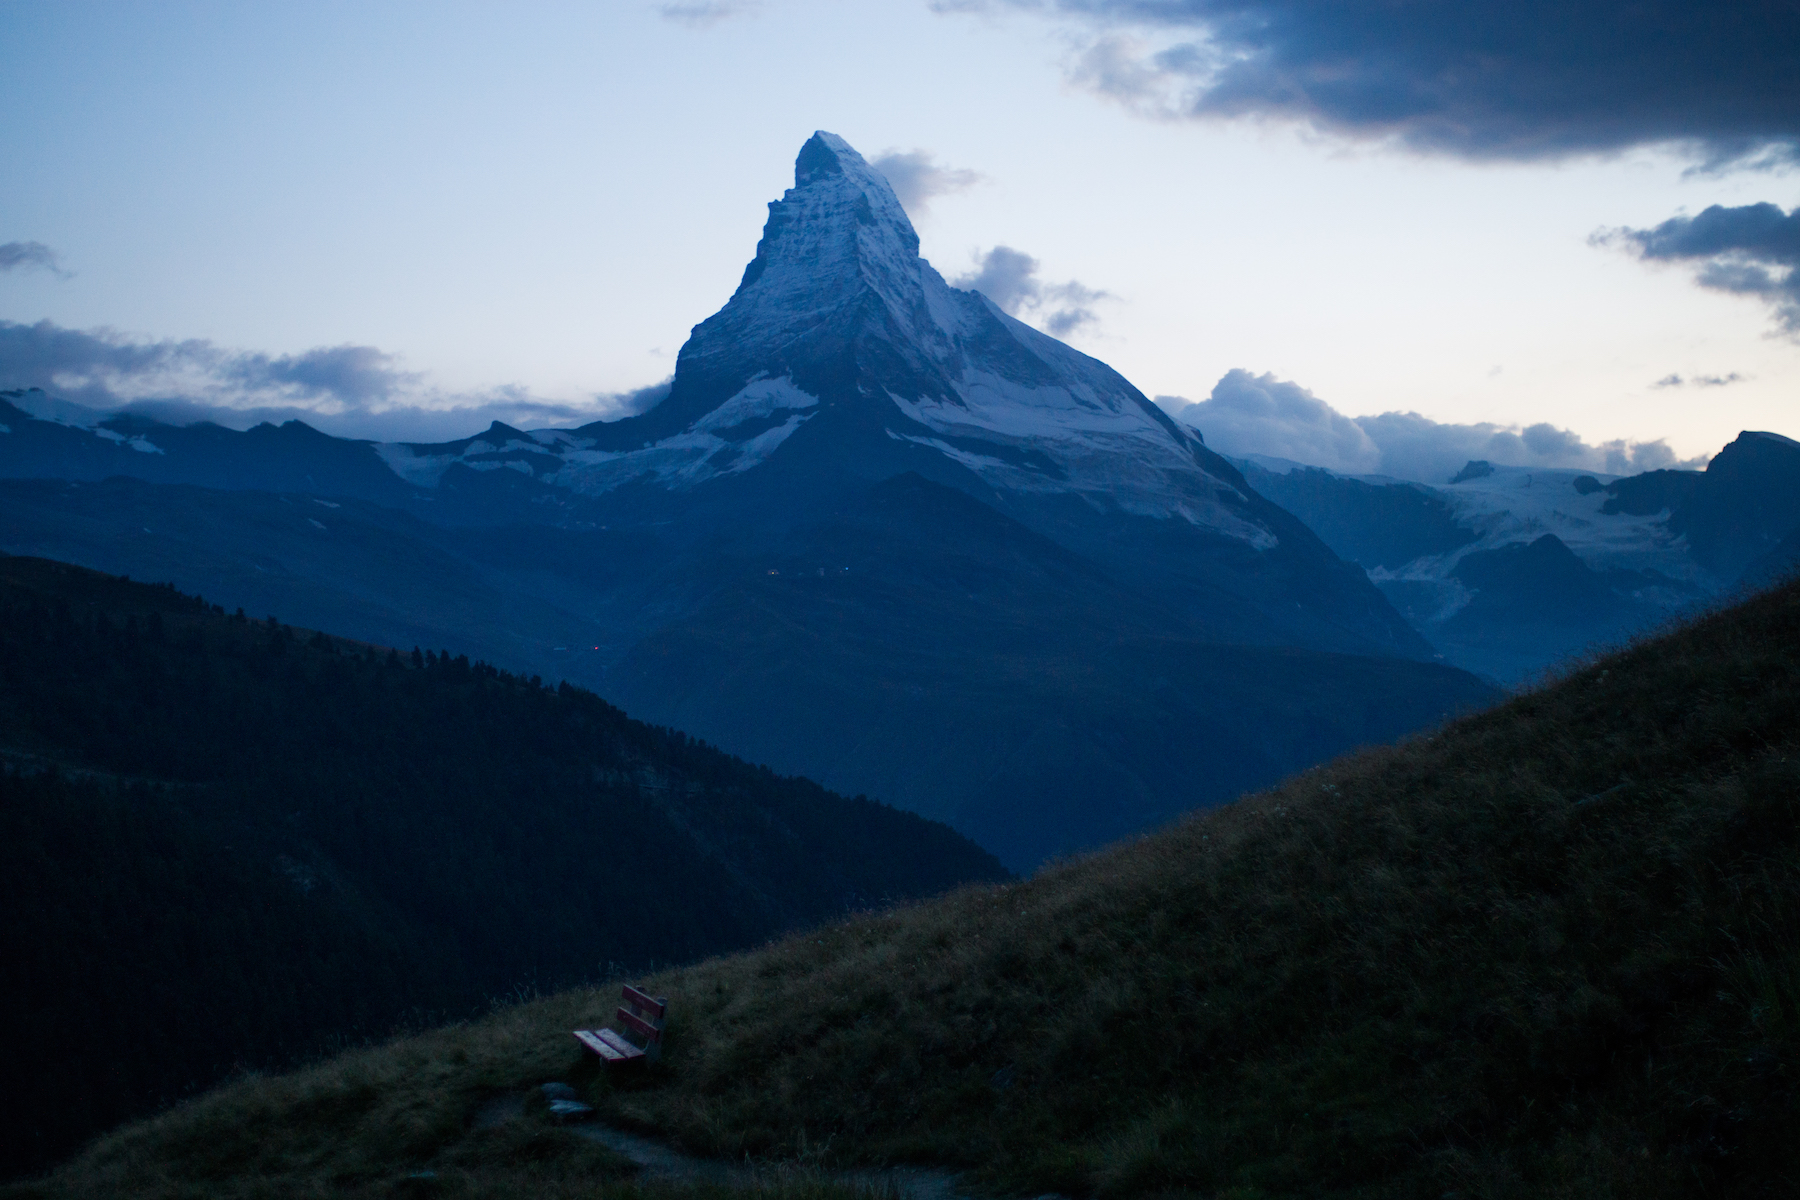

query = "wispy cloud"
[0, 319, 664, 441]
[1652, 372, 1748, 390]
[870, 149, 984, 216]
[955, 245, 1113, 337]
[1163, 368, 1712, 483]
[657, 2, 757, 28]
[946, 1, 1800, 169]
[0, 241, 72, 279]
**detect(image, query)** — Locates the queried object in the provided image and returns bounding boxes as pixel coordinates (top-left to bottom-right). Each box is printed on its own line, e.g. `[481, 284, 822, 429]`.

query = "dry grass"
[15, 581, 1800, 1198]
[0, 1004, 893, 1200]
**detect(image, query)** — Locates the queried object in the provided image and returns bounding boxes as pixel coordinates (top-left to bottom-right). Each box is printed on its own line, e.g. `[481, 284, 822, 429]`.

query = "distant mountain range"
[1236, 429, 1800, 680]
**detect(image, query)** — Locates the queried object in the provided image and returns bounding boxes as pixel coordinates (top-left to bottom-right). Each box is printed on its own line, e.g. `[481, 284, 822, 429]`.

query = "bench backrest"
[615, 984, 667, 1060]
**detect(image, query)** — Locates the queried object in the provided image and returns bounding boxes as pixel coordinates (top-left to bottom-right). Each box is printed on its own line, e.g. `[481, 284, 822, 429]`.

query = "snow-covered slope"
[1229, 444, 1800, 681]
[1238, 455, 1707, 586]
[2, 388, 167, 454]
[1421, 464, 1696, 577]
[1362, 465, 1714, 674]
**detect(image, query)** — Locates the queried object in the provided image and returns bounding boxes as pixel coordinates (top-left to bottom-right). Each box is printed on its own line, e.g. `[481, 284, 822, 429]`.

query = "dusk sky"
[2, 1, 1796, 477]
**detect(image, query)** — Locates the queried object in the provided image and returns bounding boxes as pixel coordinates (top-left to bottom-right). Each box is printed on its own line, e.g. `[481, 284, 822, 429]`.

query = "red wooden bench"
[574, 984, 667, 1063]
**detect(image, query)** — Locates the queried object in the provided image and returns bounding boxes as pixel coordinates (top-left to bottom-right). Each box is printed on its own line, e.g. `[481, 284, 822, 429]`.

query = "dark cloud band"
[961, 0, 1800, 166]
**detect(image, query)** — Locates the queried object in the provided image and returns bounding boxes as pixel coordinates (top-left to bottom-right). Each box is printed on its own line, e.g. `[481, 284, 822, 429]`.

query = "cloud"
[1599, 201, 1800, 337]
[950, 1, 1800, 168]
[1165, 368, 1711, 483]
[1160, 370, 1380, 473]
[1039, 280, 1110, 337]
[0, 319, 418, 412]
[954, 245, 1113, 337]
[657, 2, 756, 28]
[958, 245, 1041, 311]
[0, 241, 71, 279]
[230, 344, 419, 405]
[870, 150, 983, 215]
[116, 388, 667, 443]
[1652, 371, 1748, 389]
[0, 319, 661, 441]
[1067, 33, 1191, 112]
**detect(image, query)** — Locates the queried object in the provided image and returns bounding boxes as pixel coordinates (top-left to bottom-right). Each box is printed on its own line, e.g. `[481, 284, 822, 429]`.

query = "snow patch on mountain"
[92, 426, 165, 454]
[3, 388, 115, 430]
[375, 377, 823, 495]
[671, 131, 1275, 536]
[1249, 455, 1703, 585]
[677, 131, 955, 383]
[889, 365, 1275, 542]
[375, 443, 460, 488]
[1, 387, 164, 453]
[1429, 464, 1698, 578]
[690, 375, 819, 435]
[550, 377, 819, 493]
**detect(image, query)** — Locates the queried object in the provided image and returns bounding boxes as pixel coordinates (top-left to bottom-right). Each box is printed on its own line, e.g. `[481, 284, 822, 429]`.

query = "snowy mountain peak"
[677, 130, 939, 387]
[592, 131, 1286, 529]
[378, 133, 1296, 544]
[795, 132, 911, 220]
[784, 131, 920, 266]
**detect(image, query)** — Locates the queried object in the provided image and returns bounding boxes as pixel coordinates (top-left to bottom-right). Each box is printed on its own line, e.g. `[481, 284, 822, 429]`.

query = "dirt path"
[572, 1122, 972, 1200]
[472, 1093, 976, 1199]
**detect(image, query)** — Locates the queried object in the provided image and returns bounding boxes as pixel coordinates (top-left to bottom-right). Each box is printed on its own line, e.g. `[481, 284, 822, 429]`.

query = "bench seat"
[573, 1027, 645, 1062]
[574, 984, 667, 1063]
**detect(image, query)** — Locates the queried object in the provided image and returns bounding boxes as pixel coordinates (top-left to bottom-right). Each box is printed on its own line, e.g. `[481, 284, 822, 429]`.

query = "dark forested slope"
[0, 554, 1004, 1180]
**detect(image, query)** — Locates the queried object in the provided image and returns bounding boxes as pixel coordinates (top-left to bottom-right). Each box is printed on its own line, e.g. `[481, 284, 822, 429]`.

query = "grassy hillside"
[0, 555, 1003, 1181]
[14, 578, 1800, 1199]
